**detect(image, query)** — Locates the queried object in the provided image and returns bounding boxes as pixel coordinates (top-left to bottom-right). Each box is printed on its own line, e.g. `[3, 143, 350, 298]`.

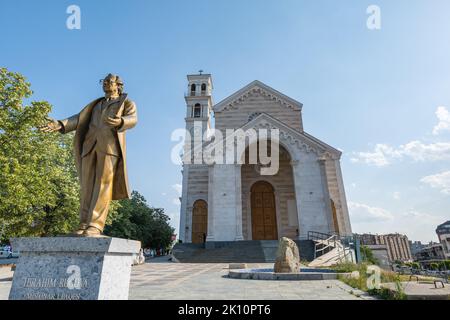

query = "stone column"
[206, 164, 215, 241]
[208, 164, 239, 241]
[334, 159, 352, 235]
[318, 157, 334, 234]
[291, 153, 332, 239]
[235, 164, 244, 241]
[186, 205, 193, 243]
[291, 160, 302, 240]
[179, 165, 189, 242]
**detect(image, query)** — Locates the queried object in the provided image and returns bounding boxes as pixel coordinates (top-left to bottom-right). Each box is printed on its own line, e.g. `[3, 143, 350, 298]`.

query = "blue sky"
[1, 0, 449, 242]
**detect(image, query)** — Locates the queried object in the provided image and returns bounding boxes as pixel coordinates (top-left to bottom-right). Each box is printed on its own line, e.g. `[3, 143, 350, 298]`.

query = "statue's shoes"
[83, 226, 103, 237]
[62, 228, 87, 237]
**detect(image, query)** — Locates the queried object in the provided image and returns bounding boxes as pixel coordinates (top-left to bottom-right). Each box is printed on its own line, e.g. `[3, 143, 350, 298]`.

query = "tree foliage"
[104, 191, 175, 249]
[360, 245, 379, 265]
[0, 68, 82, 240]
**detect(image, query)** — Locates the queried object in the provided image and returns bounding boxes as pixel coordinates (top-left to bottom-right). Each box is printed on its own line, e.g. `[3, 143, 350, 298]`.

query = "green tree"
[104, 191, 175, 249]
[360, 245, 379, 265]
[0, 68, 82, 240]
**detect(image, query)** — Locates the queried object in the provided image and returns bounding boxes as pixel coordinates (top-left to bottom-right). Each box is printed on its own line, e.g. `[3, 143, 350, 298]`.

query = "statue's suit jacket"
[59, 93, 137, 200]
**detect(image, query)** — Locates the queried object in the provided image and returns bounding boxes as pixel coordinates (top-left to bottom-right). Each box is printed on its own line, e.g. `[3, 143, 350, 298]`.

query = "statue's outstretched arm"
[39, 114, 78, 134]
[59, 114, 79, 133]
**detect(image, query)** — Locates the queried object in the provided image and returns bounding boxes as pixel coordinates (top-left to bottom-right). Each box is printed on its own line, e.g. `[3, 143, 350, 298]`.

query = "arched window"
[190, 84, 196, 96]
[201, 83, 207, 95]
[193, 103, 202, 118]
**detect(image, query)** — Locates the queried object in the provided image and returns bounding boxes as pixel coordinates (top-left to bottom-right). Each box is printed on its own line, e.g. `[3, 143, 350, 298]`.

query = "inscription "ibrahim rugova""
[22, 277, 89, 289]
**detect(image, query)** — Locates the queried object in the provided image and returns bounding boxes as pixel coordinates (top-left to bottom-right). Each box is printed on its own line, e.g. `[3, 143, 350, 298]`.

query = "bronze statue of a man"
[40, 74, 137, 236]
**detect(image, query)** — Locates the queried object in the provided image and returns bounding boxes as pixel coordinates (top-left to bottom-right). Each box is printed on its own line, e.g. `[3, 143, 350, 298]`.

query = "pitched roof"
[213, 80, 303, 113]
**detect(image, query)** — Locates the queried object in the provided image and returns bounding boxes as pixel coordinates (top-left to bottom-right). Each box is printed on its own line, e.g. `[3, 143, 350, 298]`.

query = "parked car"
[0, 248, 19, 259]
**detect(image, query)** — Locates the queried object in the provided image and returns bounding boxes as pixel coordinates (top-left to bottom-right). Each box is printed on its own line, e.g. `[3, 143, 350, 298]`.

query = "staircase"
[172, 240, 315, 263]
[307, 231, 355, 267]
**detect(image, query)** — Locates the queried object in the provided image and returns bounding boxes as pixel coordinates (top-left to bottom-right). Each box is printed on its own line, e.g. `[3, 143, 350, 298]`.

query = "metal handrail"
[308, 230, 356, 263]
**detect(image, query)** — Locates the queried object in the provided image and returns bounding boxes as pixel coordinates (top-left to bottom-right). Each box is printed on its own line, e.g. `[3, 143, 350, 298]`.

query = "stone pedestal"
[8, 237, 140, 300]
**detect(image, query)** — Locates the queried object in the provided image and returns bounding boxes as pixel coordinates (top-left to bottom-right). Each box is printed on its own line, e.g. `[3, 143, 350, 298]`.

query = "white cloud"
[393, 192, 400, 200]
[433, 106, 450, 135]
[348, 201, 394, 223]
[349, 201, 445, 242]
[351, 107, 450, 166]
[172, 183, 182, 197]
[351, 141, 450, 167]
[350, 144, 400, 166]
[421, 171, 450, 195]
[172, 198, 181, 206]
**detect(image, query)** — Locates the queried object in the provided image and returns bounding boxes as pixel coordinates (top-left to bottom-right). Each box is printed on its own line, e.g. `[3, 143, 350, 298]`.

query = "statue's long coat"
[59, 93, 137, 200]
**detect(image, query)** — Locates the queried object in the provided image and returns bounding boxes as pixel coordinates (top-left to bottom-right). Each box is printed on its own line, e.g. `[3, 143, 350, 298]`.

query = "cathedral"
[179, 73, 352, 244]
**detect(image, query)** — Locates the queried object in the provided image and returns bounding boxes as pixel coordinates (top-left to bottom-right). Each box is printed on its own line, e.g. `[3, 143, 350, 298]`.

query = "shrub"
[430, 263, 439, 270]
[335, 262, 407, 300]
[360, 246, 379, 265]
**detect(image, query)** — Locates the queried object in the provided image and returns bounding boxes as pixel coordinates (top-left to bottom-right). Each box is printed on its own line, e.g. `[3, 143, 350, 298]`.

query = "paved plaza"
[0, 256, 367, 300]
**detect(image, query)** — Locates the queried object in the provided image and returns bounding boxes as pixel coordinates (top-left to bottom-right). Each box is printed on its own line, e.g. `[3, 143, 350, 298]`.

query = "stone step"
[172, 240, 315, 263]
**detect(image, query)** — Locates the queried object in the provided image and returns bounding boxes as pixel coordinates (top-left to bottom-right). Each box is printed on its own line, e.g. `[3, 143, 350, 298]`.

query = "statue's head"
[101, 73, 124, 95]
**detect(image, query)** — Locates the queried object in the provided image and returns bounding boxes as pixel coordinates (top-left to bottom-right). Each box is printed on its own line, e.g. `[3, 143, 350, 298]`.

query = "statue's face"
[102, 76, 119, 94]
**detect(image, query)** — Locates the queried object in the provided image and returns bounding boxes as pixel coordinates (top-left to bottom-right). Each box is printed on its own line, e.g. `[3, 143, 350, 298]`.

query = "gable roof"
[213, 80, 303, 113]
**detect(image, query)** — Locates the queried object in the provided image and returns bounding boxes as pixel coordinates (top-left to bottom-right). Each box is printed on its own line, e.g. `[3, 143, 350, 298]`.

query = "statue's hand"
[104, 116, 123, 128]
[39, 117, 62, 133]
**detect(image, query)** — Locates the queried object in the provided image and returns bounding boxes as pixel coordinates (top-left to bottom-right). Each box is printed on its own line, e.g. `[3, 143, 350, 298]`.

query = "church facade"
[179, 73, 352, 243]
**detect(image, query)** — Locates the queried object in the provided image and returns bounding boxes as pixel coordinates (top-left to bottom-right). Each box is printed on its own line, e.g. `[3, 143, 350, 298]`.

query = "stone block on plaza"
[274, 237, 301, 273]
[229, 263, 248, 270]
[8, 237, 140, 300]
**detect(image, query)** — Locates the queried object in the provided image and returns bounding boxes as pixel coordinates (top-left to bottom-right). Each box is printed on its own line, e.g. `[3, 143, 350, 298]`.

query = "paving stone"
[0, 261, 365, 300]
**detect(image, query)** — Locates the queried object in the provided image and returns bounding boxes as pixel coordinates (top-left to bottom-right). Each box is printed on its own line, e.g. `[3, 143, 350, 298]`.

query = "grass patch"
[334, 262, 407, 300]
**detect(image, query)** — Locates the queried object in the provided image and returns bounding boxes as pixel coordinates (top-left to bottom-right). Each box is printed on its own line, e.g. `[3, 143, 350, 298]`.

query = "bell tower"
[184, 72, 213, 146]
[179, 72, 213, 243]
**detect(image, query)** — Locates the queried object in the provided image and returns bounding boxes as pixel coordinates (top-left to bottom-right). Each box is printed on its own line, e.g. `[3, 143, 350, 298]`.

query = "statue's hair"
[104, 73, 124, 95]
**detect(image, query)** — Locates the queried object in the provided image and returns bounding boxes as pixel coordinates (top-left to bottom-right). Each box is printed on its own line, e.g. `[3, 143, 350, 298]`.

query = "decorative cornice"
[250, 117, 324, 156]
[222, 86, 300, 112]
[186, 113, 341, 165]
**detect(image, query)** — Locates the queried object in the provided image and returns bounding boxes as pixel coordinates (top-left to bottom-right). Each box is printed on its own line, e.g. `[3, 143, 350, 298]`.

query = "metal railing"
[308, 231, 356, 263]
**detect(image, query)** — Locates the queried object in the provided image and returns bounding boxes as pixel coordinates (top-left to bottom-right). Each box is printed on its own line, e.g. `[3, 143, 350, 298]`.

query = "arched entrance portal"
[251, 181, 278, 240]
[192, 200, 208, 244]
